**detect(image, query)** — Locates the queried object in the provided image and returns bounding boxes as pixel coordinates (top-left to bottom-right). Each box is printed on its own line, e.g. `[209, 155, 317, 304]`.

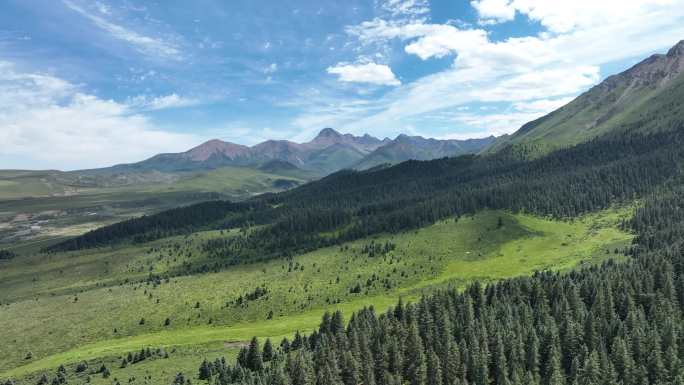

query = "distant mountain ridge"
[110, 128, 494, 176]
[356, 134, 496, 170]
[491, 39, 684, 154]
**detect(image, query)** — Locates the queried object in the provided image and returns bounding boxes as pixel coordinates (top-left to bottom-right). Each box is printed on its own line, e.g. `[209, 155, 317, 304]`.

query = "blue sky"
[1, 0, 684, 170]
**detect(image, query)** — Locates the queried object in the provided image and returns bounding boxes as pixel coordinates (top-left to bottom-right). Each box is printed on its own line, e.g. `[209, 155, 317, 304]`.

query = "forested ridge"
[29, 102, 684, 385]
[50, 129, 684, 266]
[41, 125, 684, 384]
[190, 140, 684, 385]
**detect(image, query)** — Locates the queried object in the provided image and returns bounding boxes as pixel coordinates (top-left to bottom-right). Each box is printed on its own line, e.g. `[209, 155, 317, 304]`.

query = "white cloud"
[63, 0, 182, 60]
[0, 62, 201, 170]
[344, 65, 598, 133]
[471, 0, 676, 33]
[347, 19, 491, 61]
[449, 112, 543, 136]
[438, 96, 578, 137]
[327, 62, 401, 86]
[404, 26, 488, 60]
[126, 93, 200, 110]
[334, 0, 684, 137]
[513, 97, 575, 113]
[470, 0, 516, 23]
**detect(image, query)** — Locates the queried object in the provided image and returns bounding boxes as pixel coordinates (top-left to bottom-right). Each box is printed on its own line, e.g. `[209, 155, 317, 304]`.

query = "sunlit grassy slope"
[0, 207, 633, 382]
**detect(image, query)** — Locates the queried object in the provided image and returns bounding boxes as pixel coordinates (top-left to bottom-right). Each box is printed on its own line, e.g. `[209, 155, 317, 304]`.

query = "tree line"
[195, 158, 684, 385]
[50, 129, 684, 269]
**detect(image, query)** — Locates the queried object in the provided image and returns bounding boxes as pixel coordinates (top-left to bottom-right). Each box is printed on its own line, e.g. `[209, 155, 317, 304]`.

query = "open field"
[0, 207, 634, 383]
[0, 167, 308, 250]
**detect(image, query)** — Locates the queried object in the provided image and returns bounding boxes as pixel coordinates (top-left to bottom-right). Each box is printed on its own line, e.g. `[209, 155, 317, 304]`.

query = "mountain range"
[104, 40, 684, 177]
[107, 128, 495, 176]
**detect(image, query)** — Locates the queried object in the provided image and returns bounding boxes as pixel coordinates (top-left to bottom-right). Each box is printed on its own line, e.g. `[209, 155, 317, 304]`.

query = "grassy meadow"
[0, 207, 634, 384]
[0, 167, 308, 252]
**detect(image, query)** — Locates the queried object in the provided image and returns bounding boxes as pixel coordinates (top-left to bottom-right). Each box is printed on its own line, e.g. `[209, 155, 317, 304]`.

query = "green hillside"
[490, 41, 684, 154]
[0, 207, 632, 382]
[6, 107, 680, 384]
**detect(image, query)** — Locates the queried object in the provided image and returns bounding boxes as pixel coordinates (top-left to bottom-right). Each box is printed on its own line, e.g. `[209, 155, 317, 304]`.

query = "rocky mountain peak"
[316, 127, 342, 138]
[185, 139, 249, 161]
[667, 40, 684, 58]
[600, 40, 684, 91]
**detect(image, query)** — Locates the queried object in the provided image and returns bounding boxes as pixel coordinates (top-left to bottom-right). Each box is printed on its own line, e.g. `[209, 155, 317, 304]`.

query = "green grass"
[147, 166, 306, 196]
[0, 207, 634, 381]
[0, 166, 310, 252]
[0, 171, 70, 199]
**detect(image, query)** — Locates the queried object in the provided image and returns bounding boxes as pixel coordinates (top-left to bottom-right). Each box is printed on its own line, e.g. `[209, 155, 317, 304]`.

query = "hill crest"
[494, 39, 684, 153]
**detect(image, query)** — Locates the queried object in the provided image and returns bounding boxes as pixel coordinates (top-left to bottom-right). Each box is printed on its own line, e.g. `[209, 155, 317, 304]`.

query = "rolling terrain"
[3, 41, 684, 385]
[0, 166, 309, 251]
[0, 128, 493, 251]
[0, 207, 633, 383]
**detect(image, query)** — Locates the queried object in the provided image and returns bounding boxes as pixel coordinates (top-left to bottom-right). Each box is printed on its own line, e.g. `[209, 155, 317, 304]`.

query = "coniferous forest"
[190, 139, 684, 385]
[50, 129, 684, 263]
[43, 126, 684, 385]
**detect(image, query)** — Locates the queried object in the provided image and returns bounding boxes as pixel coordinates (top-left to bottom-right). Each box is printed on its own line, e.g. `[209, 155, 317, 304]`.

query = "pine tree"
[247, 337, 264, 372]
[403, 322, 426, 385]
[645, 330, 665, 384]
[340, 351, 360, 385]
[611, 337, 633, 385]
[287, 351, 314, 385]
[578, 351, 600, 385]
[543, 345, 564, 385]
[237, 347, 249, 369]
[443, 340, 462, 385]
[526, 332, 540, 379]
[263, 339, 274, 363]
[317, 360, 342, 385]
[426, 349, 443, 385]
[493, 333, 510, 385]
[199, 359, 213, 380]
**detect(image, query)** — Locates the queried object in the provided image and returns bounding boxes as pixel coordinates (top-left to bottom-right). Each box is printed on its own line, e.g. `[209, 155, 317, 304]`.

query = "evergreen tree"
[287, 351, 314, 385]
[404, 322, 426, 385]
[199, 359, 213, 380]
[426, 349, 443, 385]
[263, 339, 274, 363]
[247, 337, 264, 372]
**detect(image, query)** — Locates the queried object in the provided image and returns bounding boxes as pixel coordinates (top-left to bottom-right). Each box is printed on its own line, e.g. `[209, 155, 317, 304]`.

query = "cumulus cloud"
[470, 0, 516, 23]
[346, 19, 490, 60]
[0, 62, 201, 170]
[335, 0, 684, 137]
[471, 0, 677, 33]
[63, 0, 182, 60]
[327, 62, 401, 86]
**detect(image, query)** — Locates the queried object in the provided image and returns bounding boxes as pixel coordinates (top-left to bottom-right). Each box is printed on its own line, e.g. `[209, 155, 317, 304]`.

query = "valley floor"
[0, 167, 309, 252]
[0, 207, 633, 384]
